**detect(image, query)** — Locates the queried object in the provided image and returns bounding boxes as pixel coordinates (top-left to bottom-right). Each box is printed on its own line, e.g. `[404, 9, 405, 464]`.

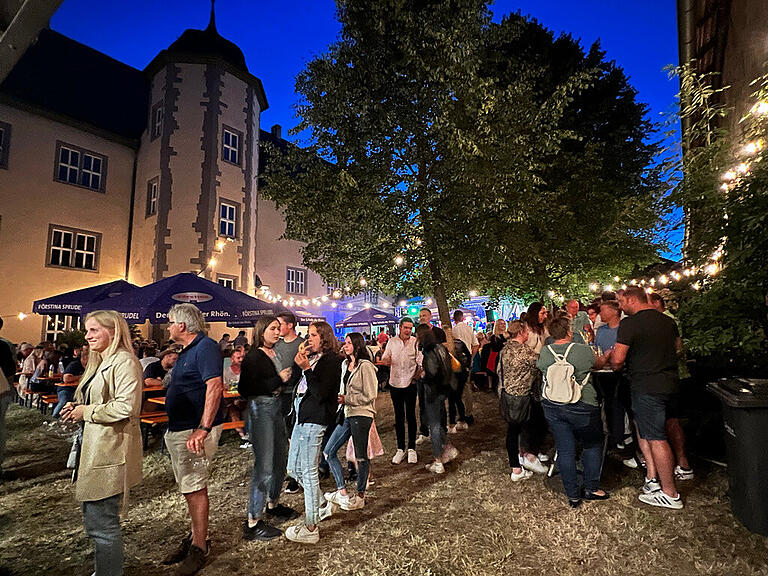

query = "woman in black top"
[284, 322, 343, 544]
[239, 315, 295, 542]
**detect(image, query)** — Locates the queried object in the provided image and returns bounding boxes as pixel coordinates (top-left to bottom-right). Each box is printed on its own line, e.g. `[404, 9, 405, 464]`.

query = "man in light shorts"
[162, 304, 224, 576]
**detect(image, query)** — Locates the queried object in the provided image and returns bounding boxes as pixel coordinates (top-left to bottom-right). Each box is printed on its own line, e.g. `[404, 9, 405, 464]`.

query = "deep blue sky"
[50, 0, 682, 257]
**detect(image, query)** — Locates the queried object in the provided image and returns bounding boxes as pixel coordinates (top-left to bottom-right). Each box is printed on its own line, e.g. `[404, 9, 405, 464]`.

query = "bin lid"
[708, 378, 768, 408]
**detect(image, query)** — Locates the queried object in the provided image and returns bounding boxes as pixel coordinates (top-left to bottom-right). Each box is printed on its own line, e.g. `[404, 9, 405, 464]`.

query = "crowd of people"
[0, 286, 693, 576]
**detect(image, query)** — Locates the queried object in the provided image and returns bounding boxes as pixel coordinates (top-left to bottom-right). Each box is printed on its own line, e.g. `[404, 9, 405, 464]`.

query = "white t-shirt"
[381, 336, 419, 389]
[452, 322, 479, 352]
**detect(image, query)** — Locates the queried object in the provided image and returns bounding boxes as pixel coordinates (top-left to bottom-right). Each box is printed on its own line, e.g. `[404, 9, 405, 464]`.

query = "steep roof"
[0, 28, 149, 143]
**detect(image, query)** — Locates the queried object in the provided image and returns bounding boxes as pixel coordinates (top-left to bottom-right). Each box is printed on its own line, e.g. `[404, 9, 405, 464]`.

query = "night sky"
[50, 0, 682, 257]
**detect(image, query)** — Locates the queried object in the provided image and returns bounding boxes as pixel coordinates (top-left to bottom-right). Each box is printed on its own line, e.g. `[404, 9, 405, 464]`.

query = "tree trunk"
[428, 257, 455, 354]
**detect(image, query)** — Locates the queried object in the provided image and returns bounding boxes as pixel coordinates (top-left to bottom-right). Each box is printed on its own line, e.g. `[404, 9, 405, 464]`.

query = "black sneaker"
[242, 520, 282, 541]
[265, 503, 299, 520]
[174, 542, 209, 576]
[568, 498, 582, 509]
[284, 478, 301, 494]
[162, 533, 191, 565]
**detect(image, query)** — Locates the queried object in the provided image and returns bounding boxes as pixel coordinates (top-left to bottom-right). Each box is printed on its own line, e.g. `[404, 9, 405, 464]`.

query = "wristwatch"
[198, 425, 212, 433]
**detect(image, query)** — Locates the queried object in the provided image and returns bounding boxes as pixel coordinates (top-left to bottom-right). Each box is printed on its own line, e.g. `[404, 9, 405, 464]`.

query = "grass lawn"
[2, 390, 767, 576]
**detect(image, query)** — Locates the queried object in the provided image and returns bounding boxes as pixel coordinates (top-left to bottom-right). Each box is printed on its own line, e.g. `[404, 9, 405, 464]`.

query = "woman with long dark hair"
[416, 323, 458, 474]
[239, 316, 296, 542]
[323, 332, 377, 512]
[525, 302, 549, 354]
[285, 322, 343, 544]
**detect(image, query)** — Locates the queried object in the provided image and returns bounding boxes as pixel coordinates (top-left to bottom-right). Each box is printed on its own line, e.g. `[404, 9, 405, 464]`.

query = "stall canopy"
[291, 306, 326, 325]
[33, 279, 138, 315]
[81, 273, 287, 324]
[335, 307, 399, 329]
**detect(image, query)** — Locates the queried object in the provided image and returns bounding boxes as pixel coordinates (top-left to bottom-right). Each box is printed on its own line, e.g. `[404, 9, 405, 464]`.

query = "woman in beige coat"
[61, 310, 143, 576]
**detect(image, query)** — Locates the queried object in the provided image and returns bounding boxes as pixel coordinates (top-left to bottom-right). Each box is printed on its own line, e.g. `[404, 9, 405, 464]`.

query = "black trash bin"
[708, 378, 768, 536]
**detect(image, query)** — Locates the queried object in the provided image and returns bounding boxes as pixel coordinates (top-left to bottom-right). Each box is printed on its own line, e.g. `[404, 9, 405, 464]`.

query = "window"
[151, 100, 164, 140]
[217, 276, 236, 289]
[286, 267, 306, 295]
[54, 141, 107, 192]
[326, 283, 341, 295]
[47, 224, 101, 271]
[45, 314, 83, 342]
[0, 120, 10, 169]
[219, 202, 237, 238]
[364, 290, 379, 305]
[146, 177, 159, 217]
[222, 126, 242, 165]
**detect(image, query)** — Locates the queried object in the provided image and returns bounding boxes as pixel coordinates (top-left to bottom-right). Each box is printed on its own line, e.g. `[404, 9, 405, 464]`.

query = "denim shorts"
[632, 393, 670, 441]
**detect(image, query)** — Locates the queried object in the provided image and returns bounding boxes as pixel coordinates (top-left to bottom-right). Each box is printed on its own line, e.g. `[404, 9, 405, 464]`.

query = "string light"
[425, 298, 433, 305]
[744, 140, 764, 155]
[589, 283, 599, 292]
[208, 258, 217, 267]
[346, 303, 353, 309]
[359, 279, 367, 287]
[547, 290, 555, 298]
[751, 101, 768, 115]
[468, 290, 478, 297]
[18, 312, 27, 320]
[659, 275, 669, 285]
[399, 300, 407, 307]
[364, 303, 371, 309]
[621, 284, 627, 290]
[394, 256, 404, 266]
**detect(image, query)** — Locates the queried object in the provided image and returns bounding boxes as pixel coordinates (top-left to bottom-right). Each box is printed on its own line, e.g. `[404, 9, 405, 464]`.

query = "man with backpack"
[537, 316, 610, 508]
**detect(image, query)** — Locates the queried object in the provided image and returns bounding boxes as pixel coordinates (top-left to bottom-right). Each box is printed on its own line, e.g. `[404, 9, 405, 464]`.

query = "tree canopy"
[262, 1, 664, 343]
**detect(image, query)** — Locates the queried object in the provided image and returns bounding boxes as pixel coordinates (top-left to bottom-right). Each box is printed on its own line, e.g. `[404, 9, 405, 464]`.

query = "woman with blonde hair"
[61, 310, 143, 576]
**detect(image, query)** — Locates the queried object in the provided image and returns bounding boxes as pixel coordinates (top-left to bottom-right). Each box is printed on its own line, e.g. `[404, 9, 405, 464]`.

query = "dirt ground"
[2, 390, 768, 576]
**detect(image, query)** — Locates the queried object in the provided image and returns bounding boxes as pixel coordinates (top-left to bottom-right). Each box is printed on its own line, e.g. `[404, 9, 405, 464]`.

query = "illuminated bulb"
[282, 300, 288, 305]
[650, 278, 656, 286]
[736, 163, 750, 175]
[18, 312, 27, 320]
[276, 294, 281, 299]
[613, 276, 620, 282]
[589, 283, 599, 292]
[640, 279, 646, 286]
[425, 298, 433, 305]
[303, 299, 309, 305]
[720, 183, 729, 193]
[621, 284, 627, 290]
[399, 300, 407, 307]
[606, 284, 613, 292]
[208, 258, 217, 267]
[468, 290, 478, 297]
[381, 302, 389, 307]
[394, 256, 404, 266]
[744, 140, 764, 155]
[364, 303, 371, 309]
[751, 101, 768, 115]
[692, 282, 701, 291]
[706, 263, 719, 275]
[557, 295, 565, 302]
[547, 290, 555, 298]
[671, 272, 681, 280]
[346, 303, 353, 309]
[359, 279, 367, 287]
[723, 170, 737, 181]
[216, 241, 226, 251]
[660, 275, 668, 285]
[333, 290, 341, 299]
[630, 279, 637, 286]
[646, 287, 654, 294]
[321, 296, 328, 302]
[415, 238, 422, 246]
[331, 302, 338, 308]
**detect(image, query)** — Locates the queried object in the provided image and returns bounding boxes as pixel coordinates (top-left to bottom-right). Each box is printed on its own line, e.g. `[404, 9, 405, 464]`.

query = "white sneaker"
[341, 494, 365, 511]
[285, 524, 320, 544]
[441, 445, 459, 464]
[510, 469, 533, 482]
[324, 490, 349, 506]
[456, 421, 469, 431]
[520, 454, 548, 475]
[642, 477, 662, 494]
[447, 425, 458, 434]
[239, 441, 252, 449]
[537, 453, 550, 463]
[638, 491, 683, 510]
[674, 465, 694, 480]
[425, 461, 445, 474]
[623, 456, 640, 469]
[391, 449, 405, 465]
[415, 434, 429, 446]
[407, 449, 418, 464]
[318, 503, 333, 521]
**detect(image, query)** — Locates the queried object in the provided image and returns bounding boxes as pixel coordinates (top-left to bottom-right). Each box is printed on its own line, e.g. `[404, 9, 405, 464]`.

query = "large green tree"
[262, 1, 663, 347]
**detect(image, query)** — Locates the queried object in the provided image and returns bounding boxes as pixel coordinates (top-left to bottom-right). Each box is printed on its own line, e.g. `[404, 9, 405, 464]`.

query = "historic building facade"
[0, 15, 326, 344]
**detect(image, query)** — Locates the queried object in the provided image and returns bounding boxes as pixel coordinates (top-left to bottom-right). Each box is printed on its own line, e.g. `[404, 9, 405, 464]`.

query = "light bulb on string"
[321, 296, 328, 302]
[751, 101, 768, 116]
[468, 290, 478, 297]
[425, 298, 433, 305]
[394, 256, 404, 266]
[399, 300, 407, 307]
[331, 302, 338, 308]
[589, 283, 599, 292]
[621, 284, 627, 290]
[346, 303, 353, 309]
[18, 312, 27, 320]
[660, 275, 668, 285]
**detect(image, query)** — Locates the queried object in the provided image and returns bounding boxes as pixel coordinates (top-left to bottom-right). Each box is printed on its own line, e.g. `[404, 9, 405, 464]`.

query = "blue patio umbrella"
[81, 272, 287, 324]
[291, 306, 327, 325]
[335, 307, 399, 329]
[33, 279, 139, 315]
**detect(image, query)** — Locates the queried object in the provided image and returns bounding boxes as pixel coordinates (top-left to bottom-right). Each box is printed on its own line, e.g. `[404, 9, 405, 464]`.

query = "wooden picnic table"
[147, 397, 166, 406]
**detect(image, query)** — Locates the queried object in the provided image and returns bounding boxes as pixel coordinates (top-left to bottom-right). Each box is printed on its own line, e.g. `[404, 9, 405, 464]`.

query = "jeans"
[247, 396, 288, 520]
[53, 385, 75, 419]
[417, 378, 430, 437]
[542, 400, 604, 500]
[448, 377, 466, 425]
[390, 383, 417, 450]
[287, 397, 325, 526]
[423, 389, 447, 459]
[82, 494, 123, 576]
[595, 372, 630, 446]
[324, 415, 372, 495]
[0, 393, 10, 473]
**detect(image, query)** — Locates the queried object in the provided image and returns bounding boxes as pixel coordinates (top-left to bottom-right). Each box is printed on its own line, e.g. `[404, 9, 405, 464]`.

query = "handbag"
[335, 406, 345, 426]
[499, 391, 532, 424]
[66, 427, 83, 471]
[486, 350, 498, 374]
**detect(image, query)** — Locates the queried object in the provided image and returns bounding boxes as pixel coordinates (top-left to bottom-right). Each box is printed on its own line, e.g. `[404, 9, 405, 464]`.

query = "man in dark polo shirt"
[162, 304, 224, 576]
[609, 286, 683, 510]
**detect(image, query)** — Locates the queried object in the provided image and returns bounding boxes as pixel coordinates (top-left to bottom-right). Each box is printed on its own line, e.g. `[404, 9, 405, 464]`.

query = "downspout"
[125, 151, 137, 280]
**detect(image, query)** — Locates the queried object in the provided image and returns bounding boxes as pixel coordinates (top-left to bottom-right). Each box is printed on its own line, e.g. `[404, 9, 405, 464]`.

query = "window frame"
[221, 125, 243, 167]
[217, 199, 240, 239]
[53, 141, 108, 193]
[150, 100, 164, 141]
[146, 177, 159, 217]
[46, 224, 101, 272]
[286, 266, 307, 295]
[0, 120, 11, 169]
[44, 314, 84, 342]
[217, 275, 237, 290]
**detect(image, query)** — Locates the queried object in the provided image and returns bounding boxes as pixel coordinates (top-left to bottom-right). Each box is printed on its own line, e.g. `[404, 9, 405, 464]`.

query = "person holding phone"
[284, 322, 343, 544]
[60, 310, 143, 576]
